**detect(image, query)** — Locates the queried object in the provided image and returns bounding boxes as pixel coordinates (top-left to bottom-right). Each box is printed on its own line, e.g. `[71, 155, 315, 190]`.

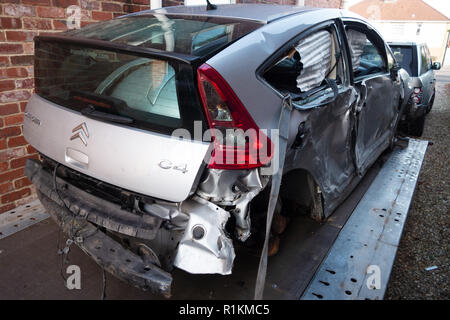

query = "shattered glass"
[346, 29, 368, 72]
[295, 30, 332, 92]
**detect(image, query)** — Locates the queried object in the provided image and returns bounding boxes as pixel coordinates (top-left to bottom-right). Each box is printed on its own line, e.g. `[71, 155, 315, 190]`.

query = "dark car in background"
[389, 42, 441, 136]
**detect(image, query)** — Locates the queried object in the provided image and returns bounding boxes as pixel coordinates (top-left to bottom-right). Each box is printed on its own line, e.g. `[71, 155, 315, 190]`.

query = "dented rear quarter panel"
[207, 8, 399, 217]
[206, 9, 343, 134]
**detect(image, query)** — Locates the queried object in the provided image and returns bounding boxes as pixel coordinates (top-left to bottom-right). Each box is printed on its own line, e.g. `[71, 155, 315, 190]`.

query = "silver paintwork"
[143, 201, 188, 229]
[139, 4, 316, 23]
[23, 94, 210, 202]
[24, 111, 41, 126]
[197, 168, 269, 241]
[142, 191, 240, 274]
[231, 170, 269, 241]
[173, 196, 235, 275]
[302, 139, 428, 300]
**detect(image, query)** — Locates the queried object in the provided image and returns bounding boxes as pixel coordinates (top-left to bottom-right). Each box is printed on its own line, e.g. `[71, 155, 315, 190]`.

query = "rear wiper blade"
[70, 90, 128, 111]
[81, 106, 134, 124]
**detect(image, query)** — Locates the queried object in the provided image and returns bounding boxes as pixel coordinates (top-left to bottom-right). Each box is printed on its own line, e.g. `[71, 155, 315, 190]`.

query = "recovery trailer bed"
[0, 138, 428, 300]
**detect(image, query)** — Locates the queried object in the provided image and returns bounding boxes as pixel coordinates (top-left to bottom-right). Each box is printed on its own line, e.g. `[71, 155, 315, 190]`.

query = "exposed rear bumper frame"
[25, 159, 172, 297]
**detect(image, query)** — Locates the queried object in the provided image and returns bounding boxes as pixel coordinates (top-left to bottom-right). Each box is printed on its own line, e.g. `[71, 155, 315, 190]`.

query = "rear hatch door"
[24, 15, 262, 202]
[25, 38, 209, 202]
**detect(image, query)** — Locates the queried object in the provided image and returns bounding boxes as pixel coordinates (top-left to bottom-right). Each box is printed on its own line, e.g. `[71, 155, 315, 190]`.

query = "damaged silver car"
[23, 4, 406, 297]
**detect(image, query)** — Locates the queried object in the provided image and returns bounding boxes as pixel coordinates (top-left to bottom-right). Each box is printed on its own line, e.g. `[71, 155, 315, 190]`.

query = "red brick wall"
[162, 0, 183, 6]
[0, 0, 152, 214]
[0, 0, 341, 214]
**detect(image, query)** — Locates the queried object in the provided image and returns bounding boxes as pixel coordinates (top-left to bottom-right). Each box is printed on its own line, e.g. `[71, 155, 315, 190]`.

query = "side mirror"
[432, 62, 441, 70]
[390, 63, 401, 80]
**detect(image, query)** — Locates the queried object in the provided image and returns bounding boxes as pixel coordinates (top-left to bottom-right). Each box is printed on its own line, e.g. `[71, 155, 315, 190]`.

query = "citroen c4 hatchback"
[23, 4, 406, 296]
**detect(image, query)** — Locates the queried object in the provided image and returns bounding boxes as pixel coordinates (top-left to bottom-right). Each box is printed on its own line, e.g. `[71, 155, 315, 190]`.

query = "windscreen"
[390, 45, 416, 76]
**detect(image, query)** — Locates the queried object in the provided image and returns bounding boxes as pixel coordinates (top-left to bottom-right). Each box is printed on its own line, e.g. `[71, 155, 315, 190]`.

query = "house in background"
[348, 0, 450, 65]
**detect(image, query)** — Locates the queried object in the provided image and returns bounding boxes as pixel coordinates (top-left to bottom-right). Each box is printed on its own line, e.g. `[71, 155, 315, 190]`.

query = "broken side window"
[294, 30, 332, 92]
[346, 29, 367, 73]
[263, 26, 343, 99]
[346, 28, 387, 79]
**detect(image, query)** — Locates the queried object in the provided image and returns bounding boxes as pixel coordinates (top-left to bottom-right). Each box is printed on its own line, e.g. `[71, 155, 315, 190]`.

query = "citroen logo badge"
[70, 122, 89, 146]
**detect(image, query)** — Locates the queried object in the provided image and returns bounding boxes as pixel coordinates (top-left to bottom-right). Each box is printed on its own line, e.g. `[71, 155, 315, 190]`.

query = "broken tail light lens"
[197, 63, 273, 170]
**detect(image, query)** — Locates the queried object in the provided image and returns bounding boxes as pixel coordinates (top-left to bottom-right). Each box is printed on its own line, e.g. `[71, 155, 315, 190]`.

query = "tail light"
[410, 87, 422, 104]
[197, 63, 273, 170]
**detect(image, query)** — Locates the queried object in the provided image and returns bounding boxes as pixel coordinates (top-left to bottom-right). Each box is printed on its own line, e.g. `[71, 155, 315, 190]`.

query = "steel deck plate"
[0, 200, 49, 240]
[301, 138, 428, 300]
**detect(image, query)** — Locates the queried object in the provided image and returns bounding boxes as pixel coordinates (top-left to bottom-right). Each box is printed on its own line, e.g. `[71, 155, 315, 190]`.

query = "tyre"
[408, 114, 425, 137]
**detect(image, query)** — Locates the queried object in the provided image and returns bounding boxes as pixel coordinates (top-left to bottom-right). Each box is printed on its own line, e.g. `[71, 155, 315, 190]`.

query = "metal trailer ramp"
[0, 139, 428, 300]
[0, 200, 49, 240]
[301, 138, 428, 300]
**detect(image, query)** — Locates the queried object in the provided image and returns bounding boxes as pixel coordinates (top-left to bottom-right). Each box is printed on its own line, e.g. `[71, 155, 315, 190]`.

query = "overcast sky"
[344, 0, 450, 18]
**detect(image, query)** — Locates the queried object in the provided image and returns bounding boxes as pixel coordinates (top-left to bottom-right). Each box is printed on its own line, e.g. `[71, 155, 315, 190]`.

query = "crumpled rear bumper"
[25, 159, 172, 297]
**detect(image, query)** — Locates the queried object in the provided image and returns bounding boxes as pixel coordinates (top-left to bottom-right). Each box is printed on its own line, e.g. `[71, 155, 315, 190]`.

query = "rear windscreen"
[35, 39, 206, 135]
[390, 46, 416, 76]
[34, 15, 262, 136]
[65, 14, 263, 57]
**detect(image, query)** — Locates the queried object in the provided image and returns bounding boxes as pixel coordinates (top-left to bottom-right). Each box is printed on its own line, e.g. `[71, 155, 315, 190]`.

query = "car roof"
[129, 4, 317, 23]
